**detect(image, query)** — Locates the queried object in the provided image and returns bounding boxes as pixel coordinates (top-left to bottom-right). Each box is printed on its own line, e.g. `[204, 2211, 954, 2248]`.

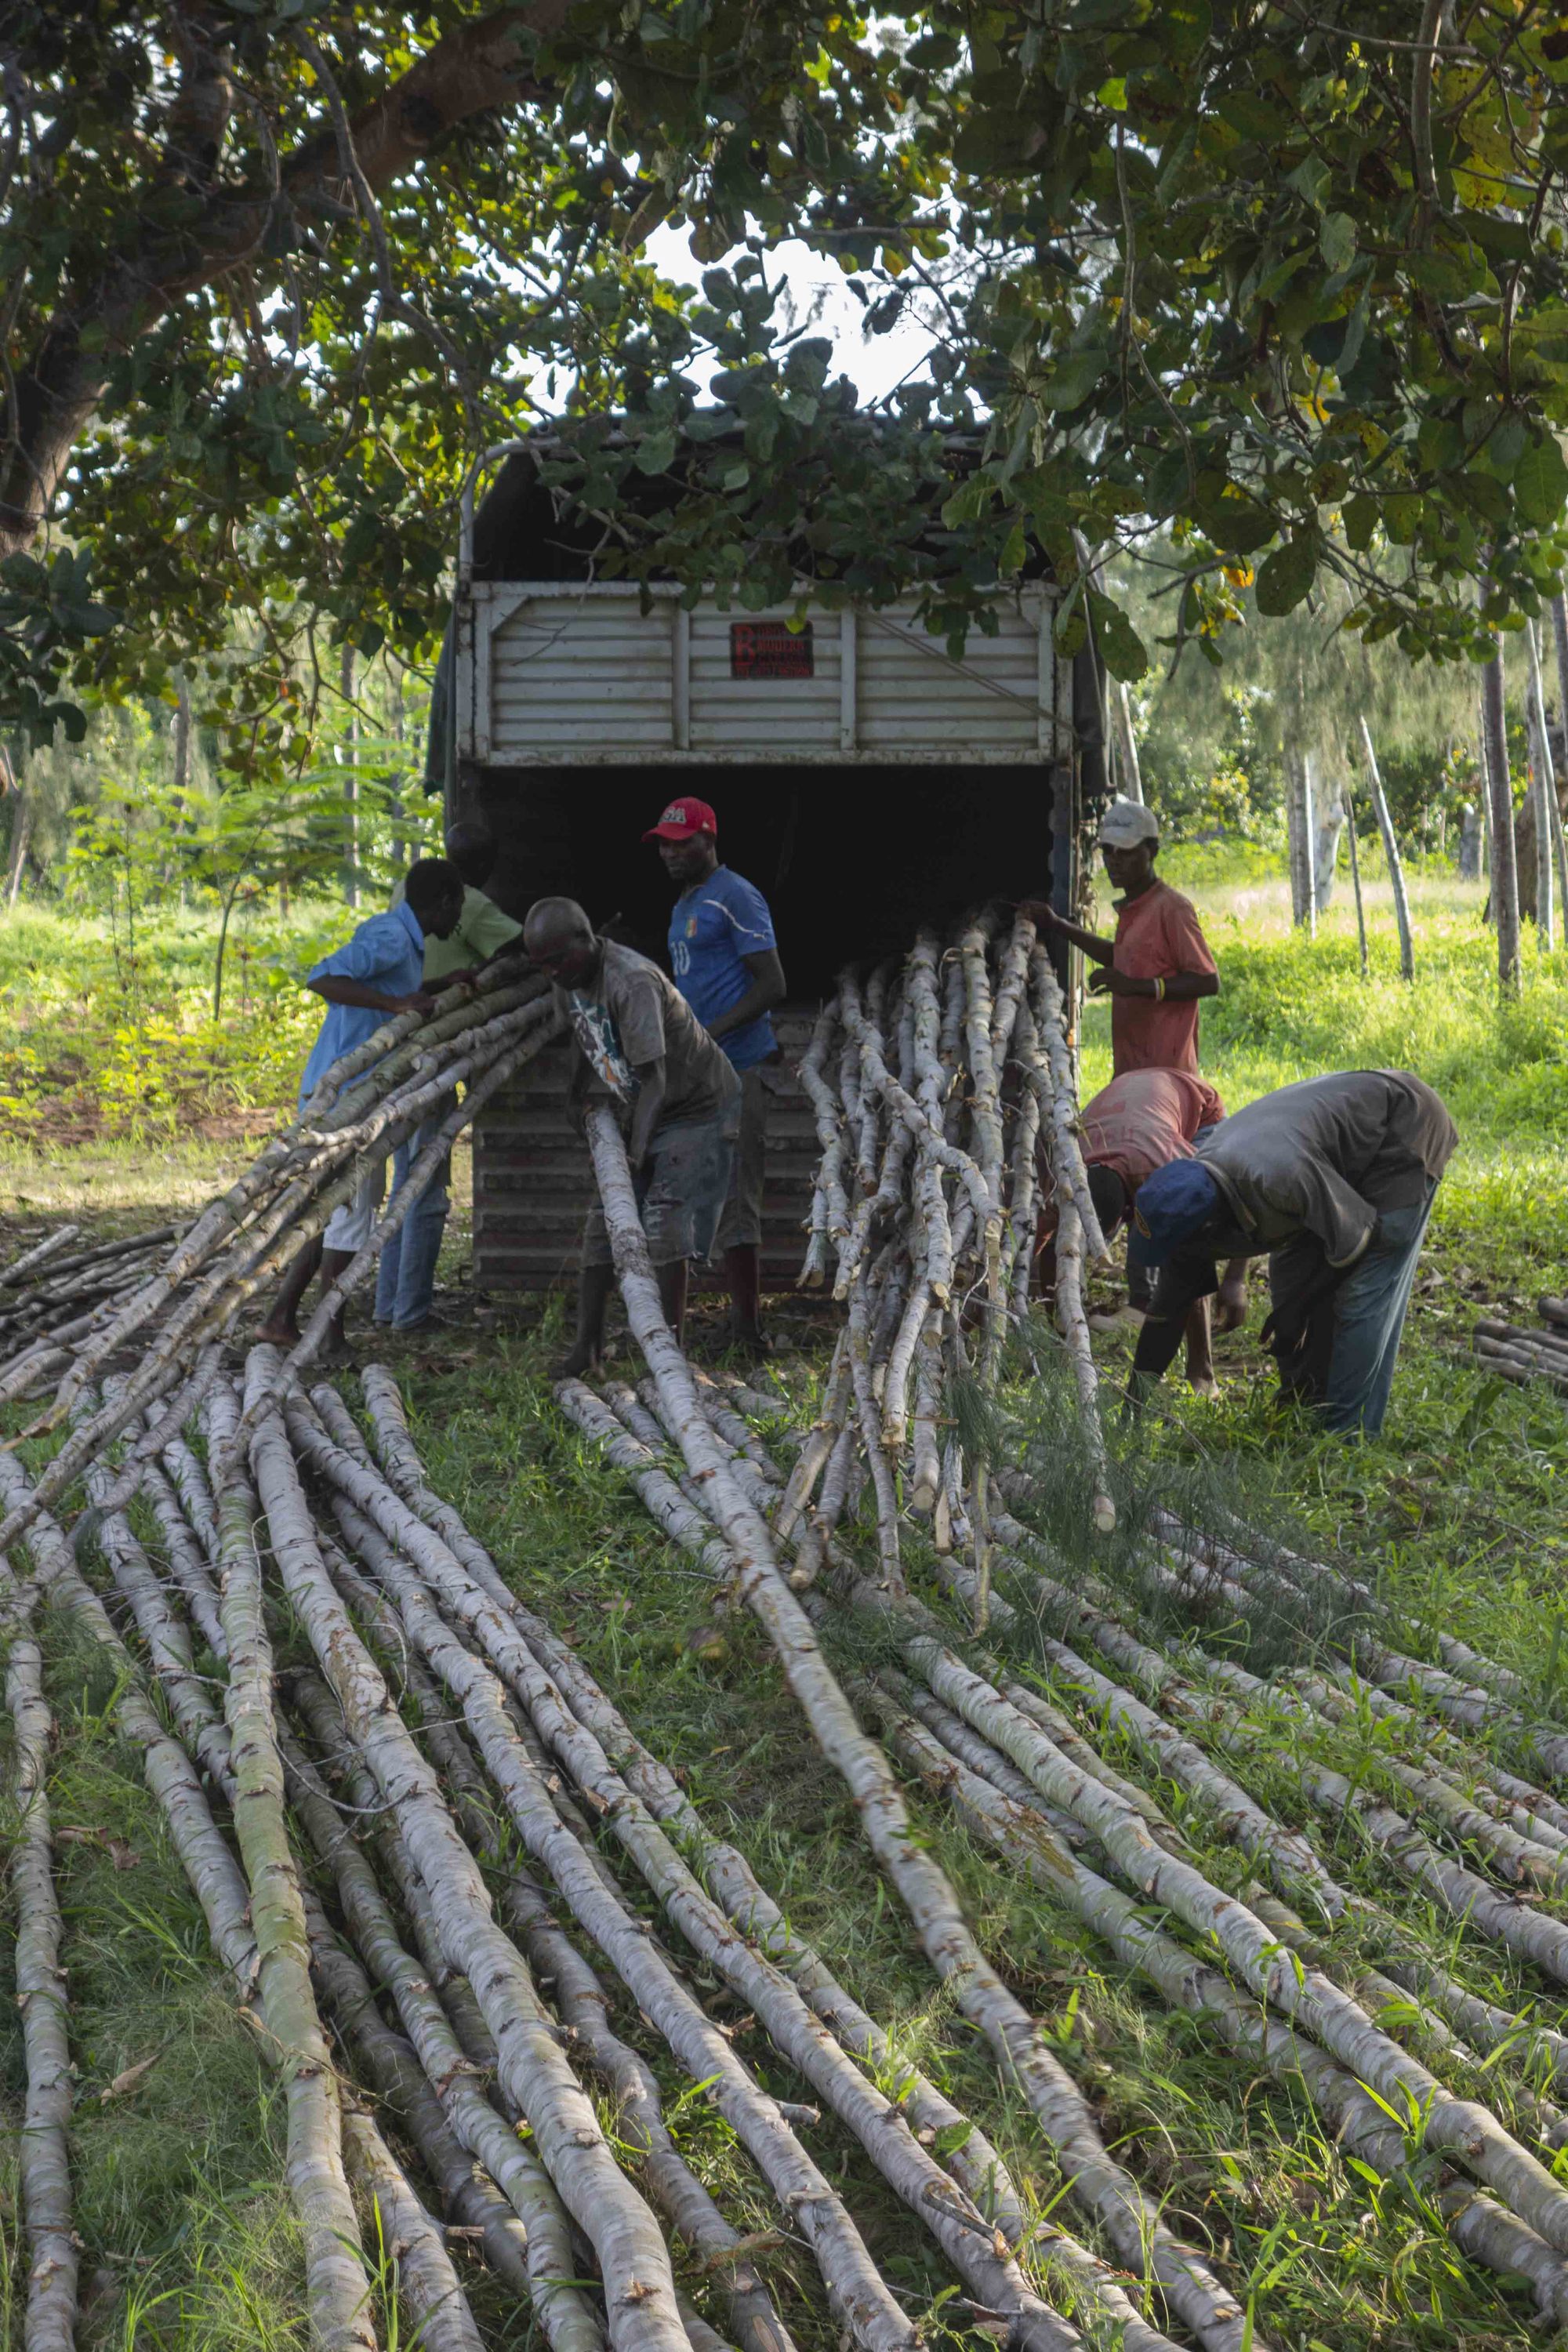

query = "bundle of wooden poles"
[793, 911, 1113, 1603]
[1474, 1298, 1568, 1401]
[545, 950, 1568, 2348]
[0, 959, 562, 1550]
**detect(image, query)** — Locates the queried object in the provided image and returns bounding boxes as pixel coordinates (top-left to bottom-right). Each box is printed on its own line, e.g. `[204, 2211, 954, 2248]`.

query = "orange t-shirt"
[1110, 880, 1216, 1074]
[1079, 1069, 1228, 1194]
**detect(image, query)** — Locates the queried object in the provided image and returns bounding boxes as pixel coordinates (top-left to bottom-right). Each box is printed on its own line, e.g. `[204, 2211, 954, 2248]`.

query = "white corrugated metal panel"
[487, 593, 675, 756]
[468, 583, 1057, 766]
[688, 606, 842, 750]
[856, 600, 1043, 753]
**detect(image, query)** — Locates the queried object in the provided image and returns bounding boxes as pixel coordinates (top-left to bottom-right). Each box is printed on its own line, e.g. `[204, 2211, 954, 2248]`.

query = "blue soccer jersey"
[668, 866, 778, 1071]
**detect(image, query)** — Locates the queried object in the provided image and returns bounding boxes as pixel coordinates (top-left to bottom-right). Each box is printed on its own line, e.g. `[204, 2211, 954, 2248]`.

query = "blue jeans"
[1320, 1188, 1436, 1436]
[374, 1124, 449, 1330]
[1270, 1184, 1436, 1438]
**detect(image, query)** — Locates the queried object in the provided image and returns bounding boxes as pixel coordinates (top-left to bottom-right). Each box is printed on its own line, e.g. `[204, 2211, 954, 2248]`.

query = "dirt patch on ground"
[187, 1109, 281, 1142]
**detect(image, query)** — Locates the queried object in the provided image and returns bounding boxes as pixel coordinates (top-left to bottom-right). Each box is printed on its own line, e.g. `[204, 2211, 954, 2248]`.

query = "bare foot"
[254, 1321, 299, 1347]
[1188, 1373, 1220, 1400]
[552, 1338, 602, 1382]
[314, 1326, 358, 1368]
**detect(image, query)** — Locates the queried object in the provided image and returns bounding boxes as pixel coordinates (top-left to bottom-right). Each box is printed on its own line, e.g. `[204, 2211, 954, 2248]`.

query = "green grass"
[4, 847, 1568, 2350]
[0, 901, 343, 1179]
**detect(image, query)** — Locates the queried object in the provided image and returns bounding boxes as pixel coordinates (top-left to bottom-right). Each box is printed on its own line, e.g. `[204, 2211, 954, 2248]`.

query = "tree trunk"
[340, 644, 360, 910]
[1285, 747, 1316, 932]
[1525, 623, 1556, 950]
[1543, 608, 1568, 941]
[1111, 682, 1145, 806]
[172, 670, 193, 806]
[1343, 792, 1370, 975]
[1552, 594, 1568, 755]
[5, 782, 31, 907]
[1480, 645, 1522, 993]
[0, 2, 577, 556]
[1357, 719, 1414, 980]
[1459, 802, 1483, 882]
[1312, 776, 1344, 913]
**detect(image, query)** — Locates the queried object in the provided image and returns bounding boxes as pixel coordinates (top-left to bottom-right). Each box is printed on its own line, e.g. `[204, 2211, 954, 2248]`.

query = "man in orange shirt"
[1025, 799, 1218, 1074]
[1070, 1068, 1249, 1391]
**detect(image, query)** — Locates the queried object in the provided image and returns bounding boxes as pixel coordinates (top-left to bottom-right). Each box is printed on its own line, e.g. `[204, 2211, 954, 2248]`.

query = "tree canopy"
[4, 2, 1568, 760]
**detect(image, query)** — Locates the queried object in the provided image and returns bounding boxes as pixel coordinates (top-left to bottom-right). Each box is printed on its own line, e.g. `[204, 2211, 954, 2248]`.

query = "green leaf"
[1034, 348, 1108, 412]
[1515, 435, 1568, 529]
[1319, 212, 1356, 272]
[1196, 496, 1276, 555]
[1254, 535, 1319, 616]
[1285, 154, 1330, 211]
[1054, 587, 1087, 659]
[998, 521, 1028, 576]
[1088, 588, 1149, 680]
[1342, 492, 1378, 551]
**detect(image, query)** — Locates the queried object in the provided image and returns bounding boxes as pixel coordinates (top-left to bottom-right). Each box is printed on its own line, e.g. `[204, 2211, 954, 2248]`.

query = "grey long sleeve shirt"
[1194, 1068, 1458, 1269]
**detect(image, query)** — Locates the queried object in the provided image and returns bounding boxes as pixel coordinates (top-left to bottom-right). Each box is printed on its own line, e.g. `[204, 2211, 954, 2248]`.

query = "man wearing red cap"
[644, 796, 786, 1353]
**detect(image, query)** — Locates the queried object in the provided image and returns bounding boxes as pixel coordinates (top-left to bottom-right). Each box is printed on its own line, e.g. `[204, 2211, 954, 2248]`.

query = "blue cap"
[1127, 1159, 1221, 1268]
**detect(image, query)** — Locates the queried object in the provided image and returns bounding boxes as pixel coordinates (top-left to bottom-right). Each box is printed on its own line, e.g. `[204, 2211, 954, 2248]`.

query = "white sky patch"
[641, 225, 942, 408]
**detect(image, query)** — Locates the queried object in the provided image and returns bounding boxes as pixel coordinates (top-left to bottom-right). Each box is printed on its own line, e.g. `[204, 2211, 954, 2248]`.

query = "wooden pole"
[1343, 786, 1370, 977]
[1357, 718, 1414, 980]
[1479, 642, 1522, 993]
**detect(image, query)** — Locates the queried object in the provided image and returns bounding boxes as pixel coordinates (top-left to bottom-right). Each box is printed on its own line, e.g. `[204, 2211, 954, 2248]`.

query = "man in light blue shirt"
[645, 794, 786, 1352]
[258, 857, 465, 1358]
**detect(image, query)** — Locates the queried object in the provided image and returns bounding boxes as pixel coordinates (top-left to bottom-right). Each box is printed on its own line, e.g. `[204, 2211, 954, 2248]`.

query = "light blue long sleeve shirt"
[297, 899, 426, 1109]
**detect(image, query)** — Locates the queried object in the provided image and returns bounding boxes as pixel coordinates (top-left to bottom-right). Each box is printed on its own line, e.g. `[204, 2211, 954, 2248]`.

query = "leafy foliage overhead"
[3, 1, 1567, 755]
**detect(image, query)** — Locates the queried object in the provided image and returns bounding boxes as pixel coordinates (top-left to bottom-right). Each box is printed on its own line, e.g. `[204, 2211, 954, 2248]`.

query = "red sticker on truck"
[729, 622, 815, 679]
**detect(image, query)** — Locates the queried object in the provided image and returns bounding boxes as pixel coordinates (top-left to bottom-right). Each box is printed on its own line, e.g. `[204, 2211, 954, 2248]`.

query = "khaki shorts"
[323, 1162, 386, 1254]
[582, 1109, 737, 1270]
[717, 1065, 768, 1251]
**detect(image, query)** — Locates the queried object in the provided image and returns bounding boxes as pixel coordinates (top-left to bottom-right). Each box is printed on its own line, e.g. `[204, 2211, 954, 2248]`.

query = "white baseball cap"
[1098, 797, 1160, 850]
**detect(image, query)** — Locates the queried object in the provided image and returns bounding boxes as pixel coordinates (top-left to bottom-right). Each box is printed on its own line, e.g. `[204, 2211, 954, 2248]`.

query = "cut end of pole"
[1092, 1493, 1117, 1535]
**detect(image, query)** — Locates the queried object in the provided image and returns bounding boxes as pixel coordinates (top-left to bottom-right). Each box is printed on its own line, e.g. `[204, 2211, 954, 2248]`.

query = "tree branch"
[0, 0, 574, 551]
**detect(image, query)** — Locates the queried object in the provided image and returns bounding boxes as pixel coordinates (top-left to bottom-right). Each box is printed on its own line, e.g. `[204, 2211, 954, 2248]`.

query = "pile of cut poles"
[3, 1353, 1181, 2352]
[0, 958, 563, 1548]
[0, 1222, 182, 1374]
[793, 912, 1113, 1610]
[1474, 1298, 1568, 1400]
[11, 906, 1568, 2349]
[545, 934, 1568, 2348]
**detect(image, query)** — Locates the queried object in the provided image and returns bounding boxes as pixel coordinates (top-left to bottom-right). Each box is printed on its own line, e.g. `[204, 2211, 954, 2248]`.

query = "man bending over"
[1066, 1067, 1249, 1393]
[1125, 1068, 1457, 1436]
[524, 895, 740, 1376]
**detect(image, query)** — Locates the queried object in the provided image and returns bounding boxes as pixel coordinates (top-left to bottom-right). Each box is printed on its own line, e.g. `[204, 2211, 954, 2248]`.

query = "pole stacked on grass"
[791, 914, 1110, 1568]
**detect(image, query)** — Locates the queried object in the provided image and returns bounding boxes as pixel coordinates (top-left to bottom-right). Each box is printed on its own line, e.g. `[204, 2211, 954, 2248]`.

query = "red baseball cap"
[643, 795, 717, 844]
